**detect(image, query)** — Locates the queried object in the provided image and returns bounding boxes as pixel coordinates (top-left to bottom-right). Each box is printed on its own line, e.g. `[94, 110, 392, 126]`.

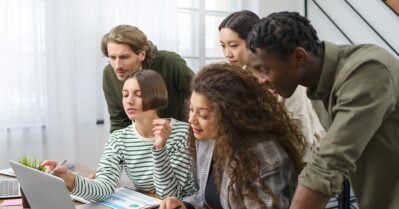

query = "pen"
[49, 160, 67, 175]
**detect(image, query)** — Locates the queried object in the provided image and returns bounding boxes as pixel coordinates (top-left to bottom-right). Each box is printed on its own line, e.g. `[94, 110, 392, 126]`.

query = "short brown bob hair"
[124, 69, 168, 111]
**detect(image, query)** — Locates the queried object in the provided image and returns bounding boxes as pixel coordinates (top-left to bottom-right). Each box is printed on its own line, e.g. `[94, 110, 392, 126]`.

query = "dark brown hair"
[219, 10, 260, 41]
[125, 70, 168, 111]
[189, 63, 305, 207]
[101, 25, 155, 66]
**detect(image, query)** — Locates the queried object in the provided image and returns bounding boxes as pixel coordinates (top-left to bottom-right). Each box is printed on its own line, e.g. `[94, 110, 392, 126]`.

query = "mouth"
[125, 107, 138, 114]
[191, 127, 203, 134]
[228, 60, 239, 65]
[116, 70, 128, 78]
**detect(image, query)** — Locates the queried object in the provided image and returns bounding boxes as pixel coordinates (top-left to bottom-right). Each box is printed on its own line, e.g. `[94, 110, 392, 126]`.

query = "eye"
[230, 44, 238, 48]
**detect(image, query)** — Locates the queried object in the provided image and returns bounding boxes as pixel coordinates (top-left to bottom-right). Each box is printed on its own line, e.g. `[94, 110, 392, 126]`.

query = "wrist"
[66, 172, 76, 192]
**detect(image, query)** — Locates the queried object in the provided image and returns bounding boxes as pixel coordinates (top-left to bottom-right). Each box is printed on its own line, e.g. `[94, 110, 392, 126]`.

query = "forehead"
[219, 28, 243, 41]
[107, 42, 134, 54]
[190, 91, 212, 109]
[123, 77, 140, 90]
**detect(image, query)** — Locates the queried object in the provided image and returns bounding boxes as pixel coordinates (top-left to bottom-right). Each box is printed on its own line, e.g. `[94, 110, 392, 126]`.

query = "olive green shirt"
[103, 44, 194, 133]
[300, 41, 399, 209]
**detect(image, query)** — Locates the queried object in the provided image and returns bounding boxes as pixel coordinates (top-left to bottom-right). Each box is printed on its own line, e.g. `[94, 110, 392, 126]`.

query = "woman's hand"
[152, 118, 173, 150]
[159, 197, 187, 209]
[41, 160, 76, 191]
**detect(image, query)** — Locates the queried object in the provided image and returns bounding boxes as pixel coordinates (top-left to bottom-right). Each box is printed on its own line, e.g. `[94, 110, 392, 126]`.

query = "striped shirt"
[71, 119, 197, 201]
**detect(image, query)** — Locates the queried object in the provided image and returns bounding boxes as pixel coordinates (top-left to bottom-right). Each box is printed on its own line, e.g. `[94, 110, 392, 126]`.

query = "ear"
[139, 51, 146, 61]
[291, 47, 307, 66]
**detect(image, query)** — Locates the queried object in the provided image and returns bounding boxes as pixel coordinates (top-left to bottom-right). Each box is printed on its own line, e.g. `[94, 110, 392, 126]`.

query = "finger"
[52, 165, 69, 177]
[41, 160, 57, 172]
[153, 118, 172, 126]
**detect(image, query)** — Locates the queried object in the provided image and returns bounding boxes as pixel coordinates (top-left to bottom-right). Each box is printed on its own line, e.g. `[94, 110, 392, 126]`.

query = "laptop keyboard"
[0, 179, 20, 197]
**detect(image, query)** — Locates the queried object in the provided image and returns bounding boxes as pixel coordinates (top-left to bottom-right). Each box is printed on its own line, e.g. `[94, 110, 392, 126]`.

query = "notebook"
[0, 179, 21, 199]
[9, 160, 109, 209]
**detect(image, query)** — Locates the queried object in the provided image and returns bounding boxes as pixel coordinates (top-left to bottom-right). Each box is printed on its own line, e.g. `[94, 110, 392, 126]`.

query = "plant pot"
[20, 188, 30, 208]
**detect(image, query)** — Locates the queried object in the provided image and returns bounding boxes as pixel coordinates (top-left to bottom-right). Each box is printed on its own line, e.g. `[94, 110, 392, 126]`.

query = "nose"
[188, 112, 196, 125]
[223, 47, 232, 59]
[114, 58, 123, 70]
[126, 94, 135, 105]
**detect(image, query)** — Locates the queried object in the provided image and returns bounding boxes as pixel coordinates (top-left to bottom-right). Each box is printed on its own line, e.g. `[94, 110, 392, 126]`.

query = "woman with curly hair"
[159, 63, 306, 209]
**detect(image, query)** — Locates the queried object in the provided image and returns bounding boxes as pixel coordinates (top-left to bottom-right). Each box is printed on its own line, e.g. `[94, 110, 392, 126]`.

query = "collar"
[307, 41, 340, 100]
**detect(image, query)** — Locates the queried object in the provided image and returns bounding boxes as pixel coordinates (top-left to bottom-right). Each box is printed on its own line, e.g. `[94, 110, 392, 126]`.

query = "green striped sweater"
[71, 119, 197, 201]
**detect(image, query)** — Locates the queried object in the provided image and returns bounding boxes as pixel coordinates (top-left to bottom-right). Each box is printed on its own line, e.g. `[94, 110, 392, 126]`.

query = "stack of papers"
[99, 187, 161, 209]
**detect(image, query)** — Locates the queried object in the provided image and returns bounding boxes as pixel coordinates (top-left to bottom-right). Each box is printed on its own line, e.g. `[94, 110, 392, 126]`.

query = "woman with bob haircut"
[43, 70, 196, 201]
[160, 63, 306, 209]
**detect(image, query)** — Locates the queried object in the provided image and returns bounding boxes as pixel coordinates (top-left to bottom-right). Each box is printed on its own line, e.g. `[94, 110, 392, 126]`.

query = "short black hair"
[247, 11, 322, 58]
[218, 10, 260, 41]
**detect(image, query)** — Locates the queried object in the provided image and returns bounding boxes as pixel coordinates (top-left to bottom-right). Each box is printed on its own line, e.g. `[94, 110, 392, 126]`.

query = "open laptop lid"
[10, 160, 76, 209]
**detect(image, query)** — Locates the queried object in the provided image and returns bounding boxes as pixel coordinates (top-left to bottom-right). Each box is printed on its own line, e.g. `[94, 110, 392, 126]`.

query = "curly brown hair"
[189, 63, 305, 208]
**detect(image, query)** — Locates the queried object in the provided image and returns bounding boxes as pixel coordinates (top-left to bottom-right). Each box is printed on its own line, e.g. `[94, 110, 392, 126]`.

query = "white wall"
[256, 0, 399, 59]
[257, 0, 303, 17]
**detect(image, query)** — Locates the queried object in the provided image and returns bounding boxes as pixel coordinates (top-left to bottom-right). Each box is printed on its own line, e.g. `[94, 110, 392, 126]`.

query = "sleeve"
[284, 86, 325, 149]
[71, 134, 124, 201]
[299, 62, 397, 196]
[102, 65, 129, 133]
[152, 123, 197, 199]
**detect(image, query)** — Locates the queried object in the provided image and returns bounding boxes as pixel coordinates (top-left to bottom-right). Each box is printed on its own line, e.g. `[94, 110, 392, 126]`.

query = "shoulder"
[152, 50, 192, 72]
[103, 64, 114, 76]
[338, 44, 396, 77]
[108, 125, 135, 145]
[156, 50, 185, 62]
[251, 140, 291, 174]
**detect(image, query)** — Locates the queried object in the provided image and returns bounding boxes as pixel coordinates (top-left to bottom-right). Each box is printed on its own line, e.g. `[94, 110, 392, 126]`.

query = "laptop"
[0, 178, 20, 199]
[9, 160, 110, 209]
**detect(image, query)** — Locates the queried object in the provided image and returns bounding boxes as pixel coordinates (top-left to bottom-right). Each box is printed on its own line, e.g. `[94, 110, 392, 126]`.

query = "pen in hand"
[49, 160, 67, 175]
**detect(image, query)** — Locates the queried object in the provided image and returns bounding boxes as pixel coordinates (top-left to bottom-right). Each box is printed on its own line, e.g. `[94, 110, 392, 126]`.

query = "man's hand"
[290, 185, 330, 209]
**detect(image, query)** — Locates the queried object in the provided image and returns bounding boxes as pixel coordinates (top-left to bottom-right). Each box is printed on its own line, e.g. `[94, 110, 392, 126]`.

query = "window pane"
[183, 58, 200, 72]
[205, 14, 225, 57]
[178, 11, 199, 57]
[205, 0, 241, 11]
[177, 0, 198, 8]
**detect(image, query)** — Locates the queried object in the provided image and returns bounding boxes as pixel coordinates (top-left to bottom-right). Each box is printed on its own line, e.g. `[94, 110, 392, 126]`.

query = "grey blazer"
[183, 139, 297, 209]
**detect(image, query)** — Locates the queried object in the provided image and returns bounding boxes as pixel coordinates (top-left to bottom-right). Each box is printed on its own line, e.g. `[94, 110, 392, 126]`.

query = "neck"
[134, 110, 158, 138]
[301, 49, 324, 89]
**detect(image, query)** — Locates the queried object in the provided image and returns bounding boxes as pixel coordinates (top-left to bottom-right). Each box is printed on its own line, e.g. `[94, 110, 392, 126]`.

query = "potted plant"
[18, 155, 45, 208]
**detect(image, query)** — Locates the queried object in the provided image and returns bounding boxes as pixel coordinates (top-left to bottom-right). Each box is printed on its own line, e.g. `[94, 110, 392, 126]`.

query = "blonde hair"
[101, 25, 155, 66]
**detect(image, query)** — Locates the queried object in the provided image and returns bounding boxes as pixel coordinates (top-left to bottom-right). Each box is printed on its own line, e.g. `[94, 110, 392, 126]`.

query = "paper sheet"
[1, 198, 22, 206]
[99, 187, 160, 209]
